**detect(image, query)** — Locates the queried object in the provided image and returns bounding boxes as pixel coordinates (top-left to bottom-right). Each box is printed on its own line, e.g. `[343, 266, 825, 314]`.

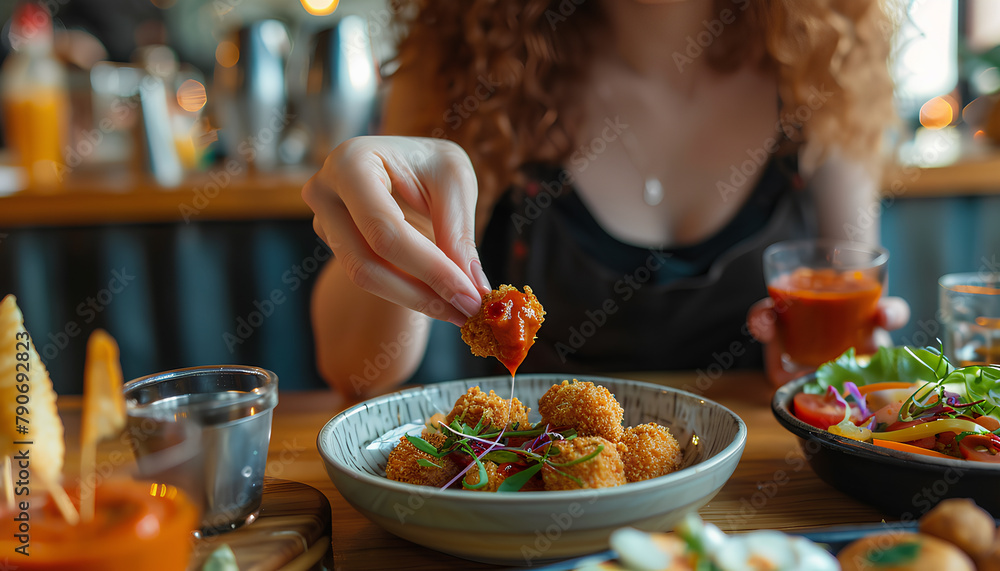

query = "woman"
[303, 0, 909, 397]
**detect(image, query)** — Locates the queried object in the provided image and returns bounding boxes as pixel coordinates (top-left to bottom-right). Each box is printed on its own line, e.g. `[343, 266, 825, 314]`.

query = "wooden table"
[250, 370, 888, 570]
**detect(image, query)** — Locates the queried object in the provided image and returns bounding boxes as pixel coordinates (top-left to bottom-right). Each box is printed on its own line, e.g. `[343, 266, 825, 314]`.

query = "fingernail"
[451, 293, 481, 318]
[470, 259, 491, 294]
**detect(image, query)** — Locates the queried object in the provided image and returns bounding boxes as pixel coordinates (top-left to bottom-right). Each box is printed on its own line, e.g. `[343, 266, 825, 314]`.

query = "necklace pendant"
[643, 178, 663, 206]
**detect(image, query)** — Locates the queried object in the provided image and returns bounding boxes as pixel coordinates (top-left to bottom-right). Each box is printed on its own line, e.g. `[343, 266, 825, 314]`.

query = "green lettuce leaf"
[949, 365, 1000, 416]
[805, 346, 953, 394]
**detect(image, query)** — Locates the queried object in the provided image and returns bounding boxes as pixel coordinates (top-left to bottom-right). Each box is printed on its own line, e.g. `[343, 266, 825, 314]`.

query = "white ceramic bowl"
[317, 374, 746, 565]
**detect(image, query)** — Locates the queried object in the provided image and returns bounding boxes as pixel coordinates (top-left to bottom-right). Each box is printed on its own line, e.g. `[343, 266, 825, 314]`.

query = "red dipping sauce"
[483, 290, 544, 376]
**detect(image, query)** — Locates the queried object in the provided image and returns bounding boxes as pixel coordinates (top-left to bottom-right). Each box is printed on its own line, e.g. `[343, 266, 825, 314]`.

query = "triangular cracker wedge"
[0, 294, 77, 523]
[80, 329, 126, 522]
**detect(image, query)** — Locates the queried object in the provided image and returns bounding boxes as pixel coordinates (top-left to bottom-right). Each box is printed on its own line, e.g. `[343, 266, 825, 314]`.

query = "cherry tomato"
[793, 392, 863, 430]
[958, 434, 1000, 463]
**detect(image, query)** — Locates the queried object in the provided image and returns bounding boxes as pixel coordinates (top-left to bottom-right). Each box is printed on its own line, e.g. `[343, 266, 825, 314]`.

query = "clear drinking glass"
[124, 365, 279, 536]
[763, 240, 889, 370]
[939, 273, 1000, 366]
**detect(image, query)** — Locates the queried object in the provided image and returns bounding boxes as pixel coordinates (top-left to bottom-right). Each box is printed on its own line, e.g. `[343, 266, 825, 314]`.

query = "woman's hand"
[302, 136, 491, 326]
[747, 297, 911, 387]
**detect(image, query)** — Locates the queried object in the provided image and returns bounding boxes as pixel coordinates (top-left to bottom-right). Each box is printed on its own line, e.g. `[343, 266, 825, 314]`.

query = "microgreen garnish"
[462, 451, 490, 490]
[547, 445, 604, 467]
[407, 416, 604, 492]
[406, 435, 445, 457]
[496, 463, 543, 492]
[416, 458, 442, 468]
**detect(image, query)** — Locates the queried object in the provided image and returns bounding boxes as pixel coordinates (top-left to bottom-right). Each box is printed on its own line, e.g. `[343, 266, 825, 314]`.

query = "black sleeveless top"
[430, 154, 816, 380]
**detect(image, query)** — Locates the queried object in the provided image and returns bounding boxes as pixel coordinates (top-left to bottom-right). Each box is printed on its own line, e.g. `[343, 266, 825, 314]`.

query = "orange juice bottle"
[0, 3, 69, 190]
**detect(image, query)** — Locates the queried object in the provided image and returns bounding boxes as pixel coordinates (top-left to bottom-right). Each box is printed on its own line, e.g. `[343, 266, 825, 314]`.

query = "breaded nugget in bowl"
[317, 374, 746, 565]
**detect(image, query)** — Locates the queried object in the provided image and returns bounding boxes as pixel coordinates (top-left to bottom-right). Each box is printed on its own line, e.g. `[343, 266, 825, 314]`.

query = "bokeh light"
[177, 79, 207, 113]
[918, 95, 956, 129]
[215, 40, 239, 68]
[301, 0, 339, 16]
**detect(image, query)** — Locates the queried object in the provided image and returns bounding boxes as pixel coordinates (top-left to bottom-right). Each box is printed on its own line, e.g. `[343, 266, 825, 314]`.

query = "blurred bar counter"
[0, 168, 313, 227]
[1, 147, 999, 227]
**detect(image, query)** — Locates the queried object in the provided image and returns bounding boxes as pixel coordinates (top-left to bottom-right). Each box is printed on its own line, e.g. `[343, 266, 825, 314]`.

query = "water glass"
[124, 365, 279, 536]
[939, 273, 1000, 366]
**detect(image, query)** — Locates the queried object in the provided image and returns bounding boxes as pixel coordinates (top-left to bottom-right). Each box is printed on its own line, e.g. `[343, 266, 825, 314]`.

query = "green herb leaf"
[866, 540, 921, 564]
[405, 435, 443, 457]
[547, 465, 584, 487]
[961, 366, 1000, 416]
[416, 458, 442, 468]
[482, 450, 521, 464]
[548, 445, 604, 467]
[497, 462, 543, 492]
[463, 458, 490, 490]
[558, 428, 578, 440]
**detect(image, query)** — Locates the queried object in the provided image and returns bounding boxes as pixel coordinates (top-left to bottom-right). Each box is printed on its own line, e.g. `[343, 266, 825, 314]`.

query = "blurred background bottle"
[0, 2, 69, 190]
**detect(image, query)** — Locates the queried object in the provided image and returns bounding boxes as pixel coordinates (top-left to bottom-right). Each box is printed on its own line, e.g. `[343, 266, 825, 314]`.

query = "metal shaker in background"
[214, 20, 291, 172]
[302, 15, 379, 163]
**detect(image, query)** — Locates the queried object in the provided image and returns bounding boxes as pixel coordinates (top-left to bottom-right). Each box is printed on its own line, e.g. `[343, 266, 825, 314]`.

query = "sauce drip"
[483, 290, 544, 376]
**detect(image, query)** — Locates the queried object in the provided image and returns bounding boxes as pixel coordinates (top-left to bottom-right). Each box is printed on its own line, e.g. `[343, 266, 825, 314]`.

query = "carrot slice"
[871, 438, 956, 460]
[855, 382, 920, 397]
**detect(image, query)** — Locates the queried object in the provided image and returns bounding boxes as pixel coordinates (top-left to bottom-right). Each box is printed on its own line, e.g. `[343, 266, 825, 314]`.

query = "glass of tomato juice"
[763, 240, 888, 370]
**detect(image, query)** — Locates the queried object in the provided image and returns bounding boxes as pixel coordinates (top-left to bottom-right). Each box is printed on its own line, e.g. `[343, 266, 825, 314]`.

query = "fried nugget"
[460, 285, 545, 373]
[462, 461, 507, 492]
[538, 380, 624, 442]
[542, 436, 626, 490]
[617, 423, 683, 482]
[385, 432, 461, 487]
[445, 386, 530, 430]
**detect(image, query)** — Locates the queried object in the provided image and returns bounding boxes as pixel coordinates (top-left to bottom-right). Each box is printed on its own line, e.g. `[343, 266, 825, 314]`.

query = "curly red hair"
[387, 0, 897, 220]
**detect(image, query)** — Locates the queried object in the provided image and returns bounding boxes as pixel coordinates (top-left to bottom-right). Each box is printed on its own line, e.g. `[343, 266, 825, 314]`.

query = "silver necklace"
[597, 86, 664, 206]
